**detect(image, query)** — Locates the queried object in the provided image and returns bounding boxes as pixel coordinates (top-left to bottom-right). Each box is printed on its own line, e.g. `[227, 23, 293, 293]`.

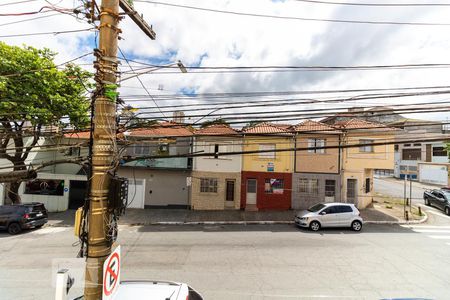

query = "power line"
[0, 0, 39, 7]
[118, 47, 166, 118]
[0, 5, 74, 16]
[119, 84, 450, 101]
[135, 0, 450, 26]
[119, 62, 450, 73]
[0, 12, 63, 27]
[293, 0, 450, 7]
[122, 136, 450, 162]
[0, 28, 94, 38]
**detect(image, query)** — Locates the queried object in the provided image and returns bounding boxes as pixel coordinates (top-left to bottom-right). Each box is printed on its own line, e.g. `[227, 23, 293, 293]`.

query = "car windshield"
[307, 203, 326, 212]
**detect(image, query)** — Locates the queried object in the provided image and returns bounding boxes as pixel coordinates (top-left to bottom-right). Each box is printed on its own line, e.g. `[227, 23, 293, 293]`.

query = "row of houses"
[0, 118, 397, 212]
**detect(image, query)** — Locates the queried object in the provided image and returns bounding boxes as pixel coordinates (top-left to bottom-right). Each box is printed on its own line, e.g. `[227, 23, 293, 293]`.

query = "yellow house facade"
[336, 119, 396, 208]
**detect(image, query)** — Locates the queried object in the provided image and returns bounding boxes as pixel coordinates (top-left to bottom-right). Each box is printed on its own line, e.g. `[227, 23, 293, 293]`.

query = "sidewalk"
[47, 205, 425, 227]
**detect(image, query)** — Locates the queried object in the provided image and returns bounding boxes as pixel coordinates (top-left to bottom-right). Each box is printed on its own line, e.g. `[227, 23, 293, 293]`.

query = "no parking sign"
[103, 245, 121, 300]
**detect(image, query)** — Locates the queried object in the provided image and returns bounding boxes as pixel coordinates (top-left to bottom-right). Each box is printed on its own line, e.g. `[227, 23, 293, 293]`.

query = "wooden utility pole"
[84, 0, 120, 298]
[83, 1, 156, 298]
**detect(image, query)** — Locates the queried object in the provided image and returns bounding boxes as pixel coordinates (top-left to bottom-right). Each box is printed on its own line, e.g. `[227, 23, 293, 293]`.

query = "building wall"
[117, 168, 190, 207]
[193, 136, 242, 173]
[240, 171, 292, 210]
[190, 171, 241, 210]
[342, 169, 373, 209]
[394, 141, 448, 179]
[19, 173, 86, 212]
[418, 163, 450, 186]
[295, 134, 340, 173]
[242, 136, 294, 173]
[343, 133, 395, 171]
[292, 173, 342, 209]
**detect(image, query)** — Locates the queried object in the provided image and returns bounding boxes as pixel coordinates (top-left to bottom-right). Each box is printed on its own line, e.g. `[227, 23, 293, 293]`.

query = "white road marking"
[425, 210, 450, 220]
[402, 225, 450, 229]
[411, 229, 450, 234]
[446, 243, 450, 246]
[428, 235, 450, 240]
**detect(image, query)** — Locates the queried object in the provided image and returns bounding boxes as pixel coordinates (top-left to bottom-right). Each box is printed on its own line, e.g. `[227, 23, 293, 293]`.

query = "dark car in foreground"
[424, 189, 450, 215]
[0, 202, 48, 234]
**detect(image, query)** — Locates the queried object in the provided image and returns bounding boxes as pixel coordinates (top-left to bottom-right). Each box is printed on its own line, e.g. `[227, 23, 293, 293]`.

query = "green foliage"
[242, 120, 262, 131]
[445, 143, 450, 158]
[200, 118, 227, 128]
[0, 42, 92, 129]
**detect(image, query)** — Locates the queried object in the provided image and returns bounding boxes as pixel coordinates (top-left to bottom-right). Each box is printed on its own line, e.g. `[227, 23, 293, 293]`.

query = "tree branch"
[22, 124, 42, 161]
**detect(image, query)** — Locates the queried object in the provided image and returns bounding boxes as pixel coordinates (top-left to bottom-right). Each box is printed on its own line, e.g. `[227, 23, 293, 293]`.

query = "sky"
[2, 0, 450, 126]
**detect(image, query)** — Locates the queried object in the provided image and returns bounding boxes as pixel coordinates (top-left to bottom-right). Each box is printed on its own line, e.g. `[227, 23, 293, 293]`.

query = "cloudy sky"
[2, 0, 450, 125]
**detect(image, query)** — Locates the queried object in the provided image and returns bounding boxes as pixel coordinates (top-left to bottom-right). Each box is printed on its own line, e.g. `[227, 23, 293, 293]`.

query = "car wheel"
[309, 221, 321, 231]
[7, 223, 22, 235]
[35, 225, 44, 229]
[425, 199, 430, 206]
[351, 220, 362, 232]
[445, 207, 450, 216]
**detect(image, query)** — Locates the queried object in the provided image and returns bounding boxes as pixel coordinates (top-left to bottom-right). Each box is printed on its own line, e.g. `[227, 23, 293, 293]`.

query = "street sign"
[103, 245, 121, 300]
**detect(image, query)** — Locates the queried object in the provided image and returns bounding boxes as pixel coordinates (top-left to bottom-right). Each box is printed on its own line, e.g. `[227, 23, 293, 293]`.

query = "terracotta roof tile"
[242, 122, 292, 135]
[195, 124, 239, 135]
[128, 122, 193, 137]
[63, 131, 90, 139]
[333, 118, 394, 130]
[293, 120, 338, 133]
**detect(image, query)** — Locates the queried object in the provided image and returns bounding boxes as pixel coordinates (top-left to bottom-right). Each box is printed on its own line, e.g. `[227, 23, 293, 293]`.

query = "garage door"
[419, 165, 448, 186]
[127, 179, 145, 209]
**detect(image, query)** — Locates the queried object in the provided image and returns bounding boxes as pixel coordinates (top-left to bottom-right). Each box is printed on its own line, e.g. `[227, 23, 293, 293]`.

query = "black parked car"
[0, 202, 48, 234]
[423, 189, 450, 215]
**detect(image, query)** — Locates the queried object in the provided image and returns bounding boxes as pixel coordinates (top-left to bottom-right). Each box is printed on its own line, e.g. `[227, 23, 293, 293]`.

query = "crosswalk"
[401, 225, 450, 245]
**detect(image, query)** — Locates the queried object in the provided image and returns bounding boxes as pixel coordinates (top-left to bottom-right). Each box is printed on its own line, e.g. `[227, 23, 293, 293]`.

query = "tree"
[0, 42, 91, 203]
[200, 118, 228, 128]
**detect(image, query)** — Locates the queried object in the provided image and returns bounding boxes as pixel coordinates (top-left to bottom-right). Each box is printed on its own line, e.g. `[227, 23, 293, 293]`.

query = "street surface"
[1, 222, 450, 299]
[374, 176, 450, 224]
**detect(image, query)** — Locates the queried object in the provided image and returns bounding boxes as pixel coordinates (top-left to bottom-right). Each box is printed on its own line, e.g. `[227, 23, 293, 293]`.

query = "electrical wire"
[292, 0, 450, 7]
[118, 47, 166, 118]
[0, 12, 63, 27]
[134, 0, 450, 26]
[0, 0, 39, 7]
[0, 28, 94, 38]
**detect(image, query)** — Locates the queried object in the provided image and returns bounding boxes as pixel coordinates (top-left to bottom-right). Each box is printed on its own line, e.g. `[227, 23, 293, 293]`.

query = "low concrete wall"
[20, 173, 86, 212]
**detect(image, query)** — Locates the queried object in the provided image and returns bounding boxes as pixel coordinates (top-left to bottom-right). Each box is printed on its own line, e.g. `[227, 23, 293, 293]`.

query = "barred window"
[325, 180, 336, 197]
[433, 147, 447, 157]
[298, 178, 318, 196]
[134, 144, 151, 155]
[200, 178, 218, 193]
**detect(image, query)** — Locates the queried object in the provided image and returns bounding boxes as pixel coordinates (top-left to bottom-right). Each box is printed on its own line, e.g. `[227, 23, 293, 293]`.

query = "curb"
[127, 220, 295, 226]
[364, 206, 428, 225]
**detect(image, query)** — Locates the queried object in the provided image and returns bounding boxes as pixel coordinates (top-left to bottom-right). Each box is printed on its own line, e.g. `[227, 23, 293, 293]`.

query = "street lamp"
[120, 60, 188, 82]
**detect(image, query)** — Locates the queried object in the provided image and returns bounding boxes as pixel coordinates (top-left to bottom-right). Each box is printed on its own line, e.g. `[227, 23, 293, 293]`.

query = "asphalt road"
[1, 223, 450, 299]
[374, 177, 450, 224]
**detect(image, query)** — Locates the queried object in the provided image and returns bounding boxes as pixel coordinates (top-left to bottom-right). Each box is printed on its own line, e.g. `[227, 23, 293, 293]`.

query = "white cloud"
[2, 0, 450, 124]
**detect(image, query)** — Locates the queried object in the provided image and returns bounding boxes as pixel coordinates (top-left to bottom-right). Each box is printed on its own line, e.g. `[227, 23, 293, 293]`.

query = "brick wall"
[191, 171, 241, 210]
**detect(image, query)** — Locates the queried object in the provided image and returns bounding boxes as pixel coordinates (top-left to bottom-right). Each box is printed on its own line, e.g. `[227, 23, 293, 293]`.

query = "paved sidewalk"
[47, 205, 418, 227]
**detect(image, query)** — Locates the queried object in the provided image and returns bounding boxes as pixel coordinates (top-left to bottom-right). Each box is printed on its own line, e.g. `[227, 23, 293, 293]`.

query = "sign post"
[102, 246, 121, 300]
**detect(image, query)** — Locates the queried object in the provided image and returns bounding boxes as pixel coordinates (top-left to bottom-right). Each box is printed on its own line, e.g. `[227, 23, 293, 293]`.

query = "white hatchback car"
[295, 203, 363, 231]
